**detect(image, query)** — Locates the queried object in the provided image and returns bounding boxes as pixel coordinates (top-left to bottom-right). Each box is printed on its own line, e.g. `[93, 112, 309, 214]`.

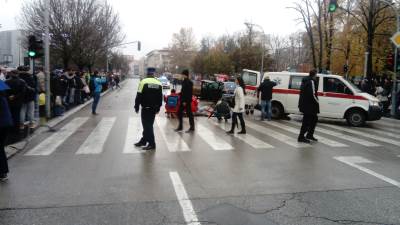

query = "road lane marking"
[25, 117, 89, 156]
[157, 117, 190, 152]
[266, 121, 348, 147]
[76, 117, 116, 154]
[197, 124, 234, 151]
[211, 120, 274, 149]
[284, 120, 380, 147]
[169, 171, 201, 225]
[321, 123, 400, 147]
[123, 117, 146, 154]
[246, 120, 310, 148]
[335, 156, 400, 188]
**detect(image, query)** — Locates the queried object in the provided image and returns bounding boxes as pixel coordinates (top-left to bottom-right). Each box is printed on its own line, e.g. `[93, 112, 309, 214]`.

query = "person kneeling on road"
[134, 68, 163, 151]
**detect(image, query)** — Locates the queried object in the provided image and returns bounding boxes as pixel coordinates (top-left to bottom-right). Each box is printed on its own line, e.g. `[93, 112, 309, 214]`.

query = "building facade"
[0, 30, 25, 68]
[145, 49, 173, 73]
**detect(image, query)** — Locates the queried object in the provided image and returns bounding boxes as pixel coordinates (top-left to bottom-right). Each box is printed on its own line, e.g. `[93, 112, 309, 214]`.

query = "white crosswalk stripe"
[354, 126, 400, 140]
[321, 123, 400, 147]
[373, 119, 400, 128]
[157, 117, 190, 152]
[211, 120, 274, 149]
[76, 117, 116, 154]
[284, 120, 380, 147]
[265, 121, 348, 147]
[197, 124, 234, 151]
[25, 117, 89, 156]
[123, 117, 146, 154]
[246, 120, 310, 148]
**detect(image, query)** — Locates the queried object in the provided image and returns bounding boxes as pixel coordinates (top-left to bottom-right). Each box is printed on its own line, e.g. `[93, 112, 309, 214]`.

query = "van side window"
[242, 71, 257, 86]
[289, 76, 303, 90]
[324, 78, 351, 94]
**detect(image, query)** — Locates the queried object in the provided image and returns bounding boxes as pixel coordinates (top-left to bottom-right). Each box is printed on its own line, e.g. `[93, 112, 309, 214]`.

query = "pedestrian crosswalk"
[76, 117, 116, 154]
[25, 117, 90, 156]
[284, 120, 380, 147]
[123, 117, 145, 154]
[23, 116, 400, 157]
[157, 117, 190, 152]
[211, 120, 274, 149]
[266, 121, 348, 148]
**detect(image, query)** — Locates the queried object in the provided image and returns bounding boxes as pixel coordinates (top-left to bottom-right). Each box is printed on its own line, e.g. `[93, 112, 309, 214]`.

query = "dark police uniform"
[298, 76, 320, 142]
[134, 77, 162, 149]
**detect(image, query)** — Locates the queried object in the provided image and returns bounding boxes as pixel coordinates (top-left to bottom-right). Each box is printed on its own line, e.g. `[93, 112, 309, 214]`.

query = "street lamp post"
[245, 22, 265, 78]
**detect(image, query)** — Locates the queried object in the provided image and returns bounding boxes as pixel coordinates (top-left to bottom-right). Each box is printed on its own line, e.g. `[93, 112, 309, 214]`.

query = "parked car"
[223, 81, 236, 96]
[158, 76, 170, 89]
[199, 80, 224, 102]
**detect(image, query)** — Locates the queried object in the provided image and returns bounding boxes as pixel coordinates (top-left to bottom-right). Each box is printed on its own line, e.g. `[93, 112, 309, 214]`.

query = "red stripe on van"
[245, 85, 257, 90]
[246, 86, 368, 101]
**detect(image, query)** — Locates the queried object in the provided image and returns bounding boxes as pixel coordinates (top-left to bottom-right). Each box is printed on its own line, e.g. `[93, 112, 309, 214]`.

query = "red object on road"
[165, 94, 199, 118]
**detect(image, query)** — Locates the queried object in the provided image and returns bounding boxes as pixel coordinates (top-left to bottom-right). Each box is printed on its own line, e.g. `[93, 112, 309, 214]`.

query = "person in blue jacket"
[0, 80, 13, 181]
[91, 71, 107, 115]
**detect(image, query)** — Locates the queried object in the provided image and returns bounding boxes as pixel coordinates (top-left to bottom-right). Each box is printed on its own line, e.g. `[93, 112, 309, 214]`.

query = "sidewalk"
[5, 79, 129, 159]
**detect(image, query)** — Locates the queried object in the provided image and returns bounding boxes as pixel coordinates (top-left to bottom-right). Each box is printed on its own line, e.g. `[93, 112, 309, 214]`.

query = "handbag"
[55, 96, 62, 106]
[83, 85, 90, 94]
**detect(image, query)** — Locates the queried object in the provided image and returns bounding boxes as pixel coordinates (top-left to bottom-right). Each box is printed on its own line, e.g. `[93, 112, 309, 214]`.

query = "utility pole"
[44, 0, 51, 118]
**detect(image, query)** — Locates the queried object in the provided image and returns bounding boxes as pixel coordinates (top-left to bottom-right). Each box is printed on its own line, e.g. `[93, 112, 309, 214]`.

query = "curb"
[5, 79, 129, 159]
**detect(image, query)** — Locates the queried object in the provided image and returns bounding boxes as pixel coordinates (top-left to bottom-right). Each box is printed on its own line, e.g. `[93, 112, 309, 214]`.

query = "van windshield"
[347, 81, 362, 93]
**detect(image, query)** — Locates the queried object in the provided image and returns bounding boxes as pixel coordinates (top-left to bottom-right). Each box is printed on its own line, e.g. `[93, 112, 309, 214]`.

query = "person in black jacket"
[18, 67, 36, 129]
[134, 68, 163, 150]
[5, 70, 26, 132]
[257, 75, 277, 121]
[298, 70, 320, 143]
[175, 69, 195, 133]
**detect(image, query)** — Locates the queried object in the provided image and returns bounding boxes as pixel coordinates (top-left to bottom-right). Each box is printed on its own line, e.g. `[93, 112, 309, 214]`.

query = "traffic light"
[343, 64, 349, 73]
[328, 0, 338, 13]
[137, 41, 141, 51]
[27, 35, 44, 58]
[28, 35, 37, 58]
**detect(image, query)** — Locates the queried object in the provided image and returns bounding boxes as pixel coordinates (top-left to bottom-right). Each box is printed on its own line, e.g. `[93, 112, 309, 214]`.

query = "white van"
[241, 69, 382, 126]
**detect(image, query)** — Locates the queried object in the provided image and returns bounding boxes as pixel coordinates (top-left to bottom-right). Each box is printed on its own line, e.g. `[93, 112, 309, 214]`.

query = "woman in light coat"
[227, 77, 246, 134]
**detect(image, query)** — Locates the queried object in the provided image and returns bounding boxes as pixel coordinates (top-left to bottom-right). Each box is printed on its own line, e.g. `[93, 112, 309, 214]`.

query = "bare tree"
[169, 27, 197, 72]
[19, 0, 124, 70]
[290, 0, 318, 69]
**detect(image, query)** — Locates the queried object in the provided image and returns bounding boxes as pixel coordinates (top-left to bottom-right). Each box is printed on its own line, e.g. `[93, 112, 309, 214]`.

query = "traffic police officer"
[134, 68, 163, 150]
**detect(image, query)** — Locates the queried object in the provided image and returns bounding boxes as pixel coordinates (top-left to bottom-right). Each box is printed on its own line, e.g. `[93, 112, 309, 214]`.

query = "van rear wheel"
[271, 103, 284, 119]
[346, 109, 366, 127]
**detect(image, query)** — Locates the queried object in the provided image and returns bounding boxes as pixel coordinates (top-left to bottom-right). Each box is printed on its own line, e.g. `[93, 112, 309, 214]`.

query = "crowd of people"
[0, 66, 123, 131]
[353, 76, 399, 115]
[0, 66, 123, 180]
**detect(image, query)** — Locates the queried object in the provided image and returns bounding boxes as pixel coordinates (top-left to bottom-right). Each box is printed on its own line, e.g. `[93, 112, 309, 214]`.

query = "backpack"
[167, 95, 179, 108]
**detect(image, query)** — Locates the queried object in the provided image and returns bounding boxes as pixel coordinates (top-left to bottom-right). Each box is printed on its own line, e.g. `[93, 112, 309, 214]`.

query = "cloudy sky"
[0, 0, 303, 58]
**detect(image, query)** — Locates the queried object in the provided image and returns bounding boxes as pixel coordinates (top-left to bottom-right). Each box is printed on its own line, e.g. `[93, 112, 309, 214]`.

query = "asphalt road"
[1, 78, 400, 225]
